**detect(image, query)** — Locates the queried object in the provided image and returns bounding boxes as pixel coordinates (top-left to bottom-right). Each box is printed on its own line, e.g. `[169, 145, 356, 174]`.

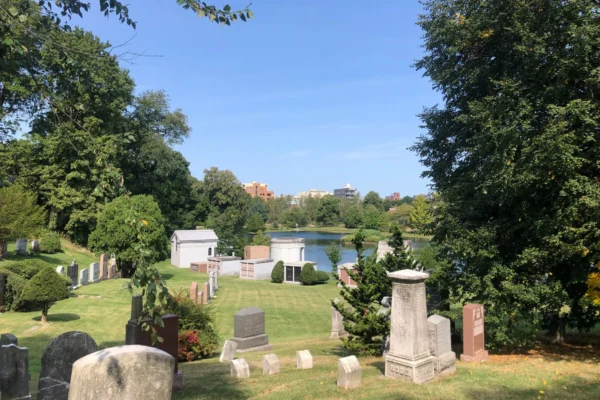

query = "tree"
[343, 205, 363, 229]
[409, 195, 433, 234]
[20, 267, 69, 323]
[332, 231, 388, 355]
[282, 207, 309, 229]
[0, 186, 46, 255]
[267, 196, 290, 227]
[388, 203, 413, 227]
[88, 195, 167, 277]
[400, 196, 414, 205]
[316, 195, 340, 226]
[363, 191, 383, 211]
[413, 0, 600, 347]
[302, 196, 320, 224]
[363, 205, 383, 230]
[248, 196, 269, 223]
[246, 212, 265, 233]
[324, 243, 342, 271]
[300, 263, 317, 286]
[250, 231, 270, 246]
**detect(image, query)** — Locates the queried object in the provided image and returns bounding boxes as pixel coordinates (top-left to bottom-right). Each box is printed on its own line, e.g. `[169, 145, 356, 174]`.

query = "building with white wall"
[170, 230, 218, 268]
[270, 237, 305, 263]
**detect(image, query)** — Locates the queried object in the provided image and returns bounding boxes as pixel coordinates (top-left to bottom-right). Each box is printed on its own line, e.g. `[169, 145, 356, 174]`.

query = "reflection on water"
[266, 231, 429, 272]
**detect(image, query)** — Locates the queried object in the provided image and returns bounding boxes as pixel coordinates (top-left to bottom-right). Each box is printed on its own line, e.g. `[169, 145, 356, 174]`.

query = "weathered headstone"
[330, 299, 347, 339]
[219, 340, 237, 363]
[89, 263, 100, 283]
[30, 240, 40, 253]
[190, 282, 198, 303]
[337, 355, 361, 389]
[230, 307, 272, 352]
[139, 314, 182, 390]
[68, 345, 174, 400]
[214, 269, 219, 289]
[209, 271, 216, 297]
[125, 295, 143, 345]
[384, 270, 434, 384]
[0, 333, 18, 346]
[296, 350, 313, 369]
[230, 358, 250, 379]
[38, 331, 98, 400]
[67, 261, 78, 286]
[15, 239, 27, 255]
[78, 268, 89, 286]
[107, 255, 117, 279]
[0, 343, 31, 399]
[0, 274, 6, 312]
[460, 304, 488, 363]
[99, 254, 107, 280]
[428, 315, 456, 377]
[202, 282, 209, 304]
[263, 353, 280, 375]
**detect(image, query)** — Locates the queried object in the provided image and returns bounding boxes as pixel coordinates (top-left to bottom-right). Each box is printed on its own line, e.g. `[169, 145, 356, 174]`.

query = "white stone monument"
[296, 350, 313, 369]
[230, 358, 250, 379]
[89, 263, 100, 283]
[78, 269, 89, 286]
[263, 354, 280, 375]
[330, 299, 347, 339]
[428, 315, 456, 377]
[384, 270, 434, 384]
[15, 239, 27, 255]
[337, 355, 361, 389]
[219, 340, 237, 363]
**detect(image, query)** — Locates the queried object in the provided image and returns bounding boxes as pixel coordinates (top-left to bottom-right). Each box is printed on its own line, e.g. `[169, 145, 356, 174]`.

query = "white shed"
[171, 230, 218, 268]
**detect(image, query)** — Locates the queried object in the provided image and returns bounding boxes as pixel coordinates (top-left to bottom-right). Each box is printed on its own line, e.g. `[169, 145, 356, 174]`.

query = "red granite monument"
[460, 304, 489, 362]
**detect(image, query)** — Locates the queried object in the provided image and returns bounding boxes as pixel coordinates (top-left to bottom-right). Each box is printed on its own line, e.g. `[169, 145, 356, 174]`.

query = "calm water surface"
[266, 231, 429, 272]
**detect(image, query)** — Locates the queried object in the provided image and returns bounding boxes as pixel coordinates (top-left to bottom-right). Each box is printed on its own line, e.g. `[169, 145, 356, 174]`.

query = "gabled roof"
[171, 230, 218, 242]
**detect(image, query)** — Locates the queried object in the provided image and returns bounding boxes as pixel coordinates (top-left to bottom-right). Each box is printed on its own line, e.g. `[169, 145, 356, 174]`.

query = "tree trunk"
[0, 238, 6, 260]
[41, 304, 48, 324]
[547, 319, 566, 344]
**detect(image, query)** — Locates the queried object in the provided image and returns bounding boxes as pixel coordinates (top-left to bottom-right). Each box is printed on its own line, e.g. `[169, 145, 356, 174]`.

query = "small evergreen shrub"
[271, 261, 284, 283]
[3, 259, 54, 279]
[39, 231, 62, 254]
[0, 269, 27, 311]
[316, 270, 330, 284]
[300, 263, 317, 286]
[20, 268, 69, 322]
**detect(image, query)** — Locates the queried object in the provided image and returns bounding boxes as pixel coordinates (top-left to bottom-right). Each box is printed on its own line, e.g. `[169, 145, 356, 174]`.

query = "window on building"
[286, 266, 294, 282]
[293, 266, 302, 282]
[208, 247, 212, 256]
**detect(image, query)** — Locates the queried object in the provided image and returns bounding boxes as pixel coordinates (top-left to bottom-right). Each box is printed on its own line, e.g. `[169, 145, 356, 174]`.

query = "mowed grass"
[1, 245, 599, 399]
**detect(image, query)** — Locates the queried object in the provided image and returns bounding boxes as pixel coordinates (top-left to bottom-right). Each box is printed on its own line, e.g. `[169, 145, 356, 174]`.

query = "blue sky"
[77, 1, 441, 197]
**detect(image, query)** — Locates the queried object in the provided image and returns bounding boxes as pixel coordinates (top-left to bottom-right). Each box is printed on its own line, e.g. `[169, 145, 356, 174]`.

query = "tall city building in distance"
[333, 183, 358, 199]
[243, 181, 275, 201]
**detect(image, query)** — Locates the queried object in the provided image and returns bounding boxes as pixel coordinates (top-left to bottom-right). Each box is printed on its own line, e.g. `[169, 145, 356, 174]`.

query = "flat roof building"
[243, 181, 275, 201]
[333, 184, 358, 199]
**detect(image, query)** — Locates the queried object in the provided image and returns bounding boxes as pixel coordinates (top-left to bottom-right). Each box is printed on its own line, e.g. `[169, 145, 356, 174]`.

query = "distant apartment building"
[333, 183, 358, 199]
[295, 189, 333, 199]
[243, 181, 275, 201]
[386, 192, 401, 201]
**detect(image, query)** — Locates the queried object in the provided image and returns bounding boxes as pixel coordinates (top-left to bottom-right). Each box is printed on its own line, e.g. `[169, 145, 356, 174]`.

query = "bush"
[20, 268, 69, 322]
[300, 263, 317, 286]
[3, 259, 54, 279]
[39, 231, 62, 254]
[316, 270, 330, 284]
[271, 261, 284, 283]
[0, 269, 27, 311]
[177, 330, 220, 362]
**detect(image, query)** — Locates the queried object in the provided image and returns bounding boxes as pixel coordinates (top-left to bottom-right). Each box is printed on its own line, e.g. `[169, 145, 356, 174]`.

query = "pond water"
[266, 231, 430, 272]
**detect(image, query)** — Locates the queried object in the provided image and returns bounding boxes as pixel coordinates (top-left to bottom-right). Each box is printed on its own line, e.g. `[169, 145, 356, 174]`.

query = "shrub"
[177, 330, 219, 362]
[316, 270, 330, 284]
[39, 231, 62, 254]
[300, 263, 317, 286]
[3, 259, 54, 279]
[0, 269, 27, 311]
[20, 268, 69, 322]
[271, 261, 284, 283]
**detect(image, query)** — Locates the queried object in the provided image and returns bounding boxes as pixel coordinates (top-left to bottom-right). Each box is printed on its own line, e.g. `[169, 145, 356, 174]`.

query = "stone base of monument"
[231, 333, 271, 352]
[460, 349, 488, 363]
[236, 343, 274, 353]
[329, 330, 348, 340]
[173, 371, 183, 390]
[384, 354, 435, 384]
[432, 351, 456, 377]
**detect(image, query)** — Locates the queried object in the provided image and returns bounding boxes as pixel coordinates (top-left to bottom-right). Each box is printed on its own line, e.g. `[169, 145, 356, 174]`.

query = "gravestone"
[460, 304, 489, 363]
[38, 331, 98, 400]
[125, 295, 143, 345]
[99, 254, 107, 280]
[219, 340, 237, 363]
[0, 333, 18, 346]
[209, 271, 216, 297]
[428, 315, 456, 377]
[15, 239, 27, 255]
[0, 274, 6, 312]
[0, 343, 31, 399]
[67, 261, 78, 286]
[296, 350, 313, 369]
[214, 269, 218, 289]
[89, 263, 100, 283]
[78, 269, 89, 286]
[330, 299, 347, 339]
[230, 358, 250, 379]
[337, 355, 361, 389]
[68, 345, 174, 400]
[202, 282, 209, 304]
[379, 296, 392, 354]
[30, 240, 40, 253]
[190, 282, 198, 303]
[230, 307, 272, 352]
[56, 266, 65, 275]
[139, 314, 182, 390]
[263, 353, 280, 375]
[107, 255, 117, 279]
[384, 270, 434, 384]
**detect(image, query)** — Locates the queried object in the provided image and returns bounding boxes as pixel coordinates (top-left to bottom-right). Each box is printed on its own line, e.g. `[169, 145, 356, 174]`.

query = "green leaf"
[197, 10, 205, 18]
[18, 14, 27, 23]
[4, 38, 14, 45]
[231, 13, 237, 21]
[247, 10, 254, 19]
[223, 5, 231, 12]
[240, 13, 246, 22]
[8, 6, 19, 16]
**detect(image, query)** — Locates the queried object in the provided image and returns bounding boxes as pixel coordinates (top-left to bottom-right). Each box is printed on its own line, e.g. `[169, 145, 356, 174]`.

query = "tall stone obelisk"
[384, 269, 434, 384]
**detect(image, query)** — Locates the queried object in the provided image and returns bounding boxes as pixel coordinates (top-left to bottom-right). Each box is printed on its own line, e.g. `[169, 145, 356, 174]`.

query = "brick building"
[243, 181, 275, 201]
[386, 192, 401, 201]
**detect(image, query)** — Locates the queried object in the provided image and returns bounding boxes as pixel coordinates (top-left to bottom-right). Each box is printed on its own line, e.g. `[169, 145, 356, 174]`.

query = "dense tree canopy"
[0, 185, 46, 252]
[413, 0, 600, 347]
[316, 195, 340, 226]
[363, 191, 383, 211]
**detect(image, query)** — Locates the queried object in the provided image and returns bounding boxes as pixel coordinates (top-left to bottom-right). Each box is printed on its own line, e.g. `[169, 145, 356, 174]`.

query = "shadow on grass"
[368, 360, 385, 374]
[465, 376, 600, 399]
[161, 273, 175, 280]
[32, 313, 80, 322]
[0, 252, 65, 265]
[174, 360, 249, 400]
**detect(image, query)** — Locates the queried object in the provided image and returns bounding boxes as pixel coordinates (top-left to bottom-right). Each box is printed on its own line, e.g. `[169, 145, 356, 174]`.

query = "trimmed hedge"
[20, 268, 70, 322]
[0, 269, 27, 311]
[316, 270, 330, 284]
[39, 231, 62, 254]
[3, 259, 54, 279]
[300, 263, 317, 286]
[271, 261, 284, 283]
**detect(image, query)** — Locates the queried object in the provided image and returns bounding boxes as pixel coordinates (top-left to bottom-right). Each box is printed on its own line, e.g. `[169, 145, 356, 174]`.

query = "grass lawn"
[1, 245, 598, 399]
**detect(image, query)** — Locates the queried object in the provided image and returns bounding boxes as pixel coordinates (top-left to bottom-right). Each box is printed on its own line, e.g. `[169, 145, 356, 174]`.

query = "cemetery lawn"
[0, 246, 598, 399]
